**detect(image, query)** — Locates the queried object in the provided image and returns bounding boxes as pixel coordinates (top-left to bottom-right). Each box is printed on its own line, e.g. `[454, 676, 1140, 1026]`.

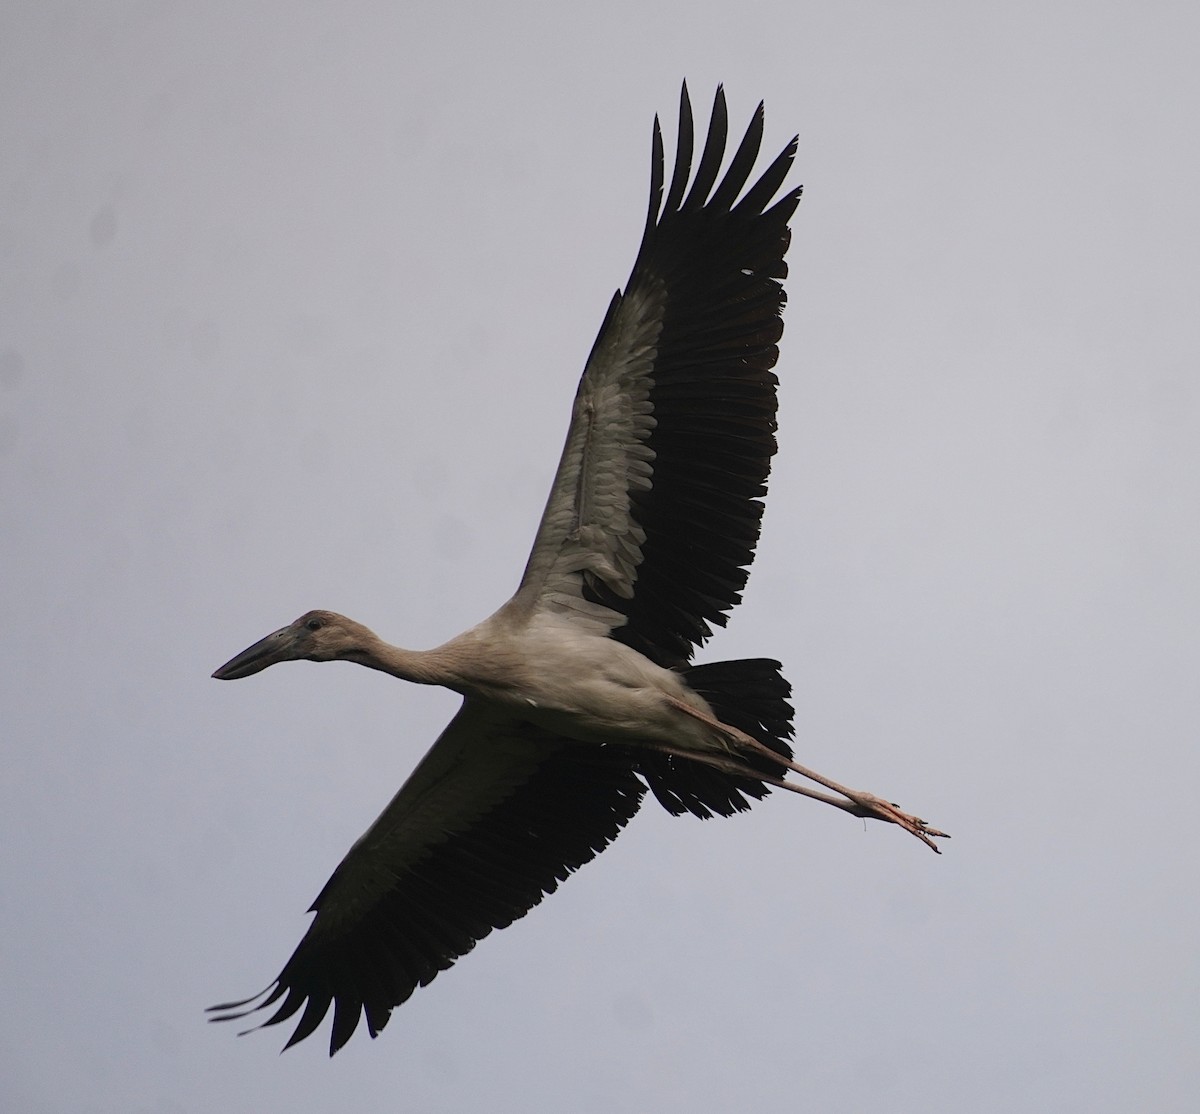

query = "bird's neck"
[353, 634, 452, 687]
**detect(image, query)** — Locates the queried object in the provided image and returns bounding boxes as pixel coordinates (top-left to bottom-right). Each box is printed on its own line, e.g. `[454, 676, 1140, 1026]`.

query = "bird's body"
[210, 85, 946, 1056]
[463, 608, 722, 743]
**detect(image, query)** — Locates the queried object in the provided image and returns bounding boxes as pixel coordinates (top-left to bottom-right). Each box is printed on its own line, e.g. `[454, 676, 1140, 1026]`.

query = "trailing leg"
[664, 694, 949, 853]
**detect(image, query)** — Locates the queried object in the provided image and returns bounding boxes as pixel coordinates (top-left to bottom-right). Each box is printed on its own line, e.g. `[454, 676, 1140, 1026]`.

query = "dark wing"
[513, 84, 801, 666]
[208, 704, 646, 1055]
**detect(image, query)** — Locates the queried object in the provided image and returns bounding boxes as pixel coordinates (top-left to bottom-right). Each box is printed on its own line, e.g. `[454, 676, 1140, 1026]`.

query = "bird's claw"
[852, 792, 949, 853]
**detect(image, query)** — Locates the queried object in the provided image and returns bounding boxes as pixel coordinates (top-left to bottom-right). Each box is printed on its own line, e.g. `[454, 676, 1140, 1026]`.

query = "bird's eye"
[306, 617, 323, 631]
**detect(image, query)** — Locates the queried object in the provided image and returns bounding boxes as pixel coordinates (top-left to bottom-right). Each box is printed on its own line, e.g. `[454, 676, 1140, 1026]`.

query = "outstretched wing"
[513, 84, 801, 666]
[209, 704, 646, 1055]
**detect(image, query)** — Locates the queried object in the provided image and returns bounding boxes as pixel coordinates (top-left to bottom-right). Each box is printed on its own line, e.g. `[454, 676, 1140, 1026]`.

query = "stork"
[209, 85, 947, 1056]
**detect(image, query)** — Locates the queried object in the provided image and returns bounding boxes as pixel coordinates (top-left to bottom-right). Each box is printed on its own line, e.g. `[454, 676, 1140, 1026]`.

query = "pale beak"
[212, 627, 296, 680]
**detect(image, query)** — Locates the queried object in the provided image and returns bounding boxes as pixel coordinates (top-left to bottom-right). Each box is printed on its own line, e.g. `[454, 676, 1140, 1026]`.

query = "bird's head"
[212, 610, 374, 680]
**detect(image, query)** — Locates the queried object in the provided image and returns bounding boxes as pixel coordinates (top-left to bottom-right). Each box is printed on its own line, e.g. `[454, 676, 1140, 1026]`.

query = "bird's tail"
[635, 658, 796, 819]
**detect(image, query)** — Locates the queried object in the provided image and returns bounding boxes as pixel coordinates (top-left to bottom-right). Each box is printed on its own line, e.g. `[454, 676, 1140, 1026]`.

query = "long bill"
[212, 628, 296, 680]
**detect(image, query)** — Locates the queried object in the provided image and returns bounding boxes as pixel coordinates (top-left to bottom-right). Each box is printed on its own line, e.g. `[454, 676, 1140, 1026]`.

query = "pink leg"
[663, 696, 949, 853]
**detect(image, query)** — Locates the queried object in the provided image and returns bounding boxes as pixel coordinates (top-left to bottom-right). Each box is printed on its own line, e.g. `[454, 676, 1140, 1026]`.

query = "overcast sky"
[3, 3, 1198, 1111]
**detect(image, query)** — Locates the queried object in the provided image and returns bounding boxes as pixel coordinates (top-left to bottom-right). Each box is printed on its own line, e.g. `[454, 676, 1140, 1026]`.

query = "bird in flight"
[209, 84, 947, 1056]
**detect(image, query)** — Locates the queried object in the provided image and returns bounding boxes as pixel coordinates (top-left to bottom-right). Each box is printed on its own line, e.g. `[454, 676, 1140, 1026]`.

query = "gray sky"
[3, 3, 1197, 1111]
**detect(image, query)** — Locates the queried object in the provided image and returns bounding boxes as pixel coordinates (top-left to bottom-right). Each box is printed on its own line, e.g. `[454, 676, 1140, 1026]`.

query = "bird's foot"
[846, 791, 948, 853]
